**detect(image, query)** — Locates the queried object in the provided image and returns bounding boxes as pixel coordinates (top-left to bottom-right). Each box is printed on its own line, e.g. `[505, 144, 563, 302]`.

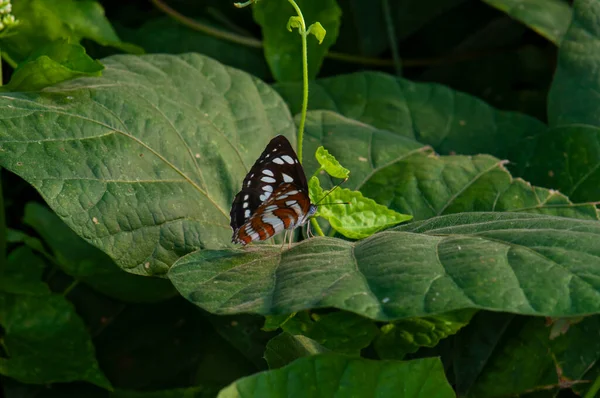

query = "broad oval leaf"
[264, 332, 329, 369]
[274, 72, 546, 158]
[169, 212, 600, 321]
[217, 355, 454, 398]
[0, 53, 295, 276]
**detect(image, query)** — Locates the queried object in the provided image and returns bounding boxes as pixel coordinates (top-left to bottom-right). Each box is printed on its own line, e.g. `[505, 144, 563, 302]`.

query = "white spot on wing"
[244, 209, 251, 218]
[263, 185, 273, 192]
[272, 157, 284, 165]
[286, 190, 298, 195]
[285, 200, 297, 206]
[261, 176, 276, 183]
[281, 155, 294, 164]
[262, 169, 274, 177]
[243, 194, 249, 200]
[243, 202, 248, 208]
[282, 173, 294, 183]
[265, 205, 278, 211]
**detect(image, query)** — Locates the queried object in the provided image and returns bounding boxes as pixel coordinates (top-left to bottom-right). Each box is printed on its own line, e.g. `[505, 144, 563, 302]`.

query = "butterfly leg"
[280, 230, 288, 250]
[288, 228, 294, 249]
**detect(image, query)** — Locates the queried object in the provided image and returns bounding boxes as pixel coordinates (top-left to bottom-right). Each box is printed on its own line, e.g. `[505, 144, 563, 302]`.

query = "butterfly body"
[230, 136, 315, 246]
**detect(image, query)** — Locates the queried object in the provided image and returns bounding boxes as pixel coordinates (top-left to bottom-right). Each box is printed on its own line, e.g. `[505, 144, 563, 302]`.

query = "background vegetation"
[0, 0, 599, 397]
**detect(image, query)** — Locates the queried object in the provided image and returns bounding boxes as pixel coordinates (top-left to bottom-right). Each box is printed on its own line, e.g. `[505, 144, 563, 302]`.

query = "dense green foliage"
[0, 0, 599, 397]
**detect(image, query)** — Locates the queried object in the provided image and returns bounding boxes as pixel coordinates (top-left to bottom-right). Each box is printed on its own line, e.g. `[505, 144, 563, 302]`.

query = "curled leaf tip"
[315, 146, 350, 179]
[233, 0, 255, 8]
[307, 22, 327, 44]
[287, 16, 303, 32]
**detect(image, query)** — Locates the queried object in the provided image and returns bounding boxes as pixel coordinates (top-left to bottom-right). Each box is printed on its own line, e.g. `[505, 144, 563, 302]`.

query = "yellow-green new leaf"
[309, 177, 412, 239]
[307, 22, 327, 44]
[315, 146, 350, 179]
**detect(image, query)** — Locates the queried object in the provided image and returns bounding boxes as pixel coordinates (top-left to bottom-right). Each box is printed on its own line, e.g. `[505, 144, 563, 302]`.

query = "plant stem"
[0, 49, 5, 271]
[585, 372, 600, 398]
[382, 0, 401, 75]
[310, 218, 324, 237]
[62, 280, 79, 297]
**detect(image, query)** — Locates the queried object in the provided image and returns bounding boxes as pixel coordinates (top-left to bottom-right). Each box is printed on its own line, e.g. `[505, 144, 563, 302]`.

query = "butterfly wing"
[233, 183, 314, 245]
[230, 135, 309, 237]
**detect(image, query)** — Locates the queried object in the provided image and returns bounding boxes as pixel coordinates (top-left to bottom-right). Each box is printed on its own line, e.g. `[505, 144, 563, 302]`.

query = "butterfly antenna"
[314, 177, 349, 206]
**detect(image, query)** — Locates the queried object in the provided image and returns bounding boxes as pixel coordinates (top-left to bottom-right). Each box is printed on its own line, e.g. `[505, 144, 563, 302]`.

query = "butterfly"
[230, 135, 317, 246]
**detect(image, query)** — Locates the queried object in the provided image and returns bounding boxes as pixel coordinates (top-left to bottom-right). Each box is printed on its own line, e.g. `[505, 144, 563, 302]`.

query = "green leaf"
[274, 72, 546, 158]
[466, 316, 600, 397]
[253, 0, 342, 81]
[264, 332, 329, 369]
[117, 17, 269, 80]
[217, 355, 455, 398]
[307, 22, 327, 44]
[548, 0, 600, 127]
[169, 212, 600, 321]
[1, 0, 142, 64]
[309, 176, 412, 239]
[374, 310, 476, 360]
[302, 111, 598, 222]
[281, 311, 379, 356]
[523, 125, 600, 203]
[389, 0, 468, 40]
[111, 387, 219, 398]
[263, 313, 296, 331]
[23, 202, 176, 302]
[0, 247, 111, 389]
[314, 146, 349, 179]
[0, 53, 295, 276]
[2, 41, 103, 92]
[482, 0, 572, 45]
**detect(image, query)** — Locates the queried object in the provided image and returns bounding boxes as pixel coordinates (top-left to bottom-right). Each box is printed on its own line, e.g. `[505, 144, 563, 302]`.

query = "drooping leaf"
[253, 0, 342, 82]
[274, 72, 546, 158]
[0, 247, 111, 389]
[309, 176, 412, 239]
[2, 41, 103, 92]
[0, 0, 142, 64]
[0, 53, 295, 276]
[23, 202, 176, 302]
[217, 355, 455, 398]
[314, 146, 349, 179]
[548, 0, 600, 127]
[482, 0, 572, 45]
[117, 17, 270, 80]
[264, 332, 329, 369]
[281, 311, 379, 356]
[302, 111, 598, 222]
[169, 212, 600, 321]
[374, 310, 475, 360]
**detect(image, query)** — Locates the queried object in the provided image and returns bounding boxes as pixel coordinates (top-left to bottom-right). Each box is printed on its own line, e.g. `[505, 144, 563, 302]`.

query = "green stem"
[62, 280, 80, 297]
[286, 0, 309, 164]
[585, 372, 600, 398]
[382, 0, 401, 75]
[0, 50, 5, 271]
[310, 218, 324, 237]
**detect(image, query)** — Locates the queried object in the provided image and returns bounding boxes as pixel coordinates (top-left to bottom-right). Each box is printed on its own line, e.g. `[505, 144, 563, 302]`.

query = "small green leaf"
[310, 177, 412, 239]
[315, 146, 350, 179]
[217, 355, 454, 398]
[286, 16, 303, 32]
[264, 332, 329, 369]
[374, 310, 476, 360]
[307, 22, 327, 44]
[262, 313, 296, 331]
[2, 41, 103, 92]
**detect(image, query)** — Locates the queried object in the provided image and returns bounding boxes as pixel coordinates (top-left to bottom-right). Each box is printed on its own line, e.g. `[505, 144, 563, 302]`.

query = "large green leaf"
[217, 355, 454, 398]
[169, 212, 600, 321]
[482, 0, 572, 45]
[274, 72, 546, 158]
[22, 202, 176, 302]
[118, 17, 270, 80]
[252, 0, 342, 82]
[390, 0, 469, 40]
[0, 247, 110, 388]
[1, 0, 142, 64]
[548, 0, 600, 127]
[302, 111, 598, 221]
[0, 53, 295, 276]
[523, 125, 600, 203]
